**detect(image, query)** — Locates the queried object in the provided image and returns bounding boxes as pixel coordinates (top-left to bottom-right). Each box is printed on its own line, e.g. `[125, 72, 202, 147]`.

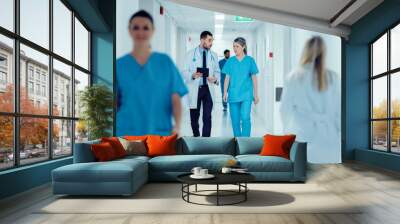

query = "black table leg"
[217, 184, 219, 206]
[187, 184, 190, 202]
[179, 182, 251, 206]
[245, 183, 247, 201]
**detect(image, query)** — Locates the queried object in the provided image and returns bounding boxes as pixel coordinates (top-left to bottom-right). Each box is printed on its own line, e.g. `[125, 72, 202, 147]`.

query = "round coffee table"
[177, 172, 255, 206]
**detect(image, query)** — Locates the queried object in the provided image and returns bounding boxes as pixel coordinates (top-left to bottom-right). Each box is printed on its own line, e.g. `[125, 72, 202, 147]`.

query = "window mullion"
[13, 0, 21, 167]
[388, 30, 391, 152]
[71, 10, 76, 155]
[48, 0, 54, 160]
[370, 45, 373, 149]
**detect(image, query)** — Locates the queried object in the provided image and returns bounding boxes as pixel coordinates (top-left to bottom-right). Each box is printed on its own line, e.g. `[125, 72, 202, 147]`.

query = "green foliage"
[79, 84, 113, 140]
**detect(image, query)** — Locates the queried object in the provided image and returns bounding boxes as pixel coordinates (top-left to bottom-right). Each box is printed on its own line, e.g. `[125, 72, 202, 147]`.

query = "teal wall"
[0, 0, 115, 200]
[0, 158, 72, 199]
[92, 32, 113, 88]
[344, 44, 369, 159]
[355, 149, 400, 172]
[345, 0, 400, 171]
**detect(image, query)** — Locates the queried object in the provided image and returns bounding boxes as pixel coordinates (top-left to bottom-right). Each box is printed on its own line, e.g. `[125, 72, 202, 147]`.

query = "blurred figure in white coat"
[280, 36, 341, 164]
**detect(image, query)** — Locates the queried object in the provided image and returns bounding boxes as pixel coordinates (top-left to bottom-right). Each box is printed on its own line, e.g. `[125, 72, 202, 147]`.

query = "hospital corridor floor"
[180, 101, 268, 137]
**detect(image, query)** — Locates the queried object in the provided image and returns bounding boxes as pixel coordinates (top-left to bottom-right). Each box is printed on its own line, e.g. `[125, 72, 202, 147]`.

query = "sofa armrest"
[73, 140, 100, 163]
[289, 142, 307, 181]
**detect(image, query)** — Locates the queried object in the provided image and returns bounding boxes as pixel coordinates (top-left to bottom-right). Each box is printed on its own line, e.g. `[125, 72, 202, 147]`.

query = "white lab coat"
[182, 47, 220, 109]
[280, 63, 341, 164]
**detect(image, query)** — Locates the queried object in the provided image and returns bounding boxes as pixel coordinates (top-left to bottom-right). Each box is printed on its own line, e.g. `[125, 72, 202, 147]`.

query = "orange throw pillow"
[260, 134, 296, 159]
[91, 142, 117, 161]
[124, 135, 148, 141]
[101, 137, 126, 158]
[146, 133, 178, 157]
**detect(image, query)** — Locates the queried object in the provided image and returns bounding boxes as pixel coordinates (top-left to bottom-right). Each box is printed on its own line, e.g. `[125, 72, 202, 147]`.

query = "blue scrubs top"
[219, 58, 228, 92]
[116, 52, 188, 136]
[222, 55, 259, 103]
[219, 58, 228, 71]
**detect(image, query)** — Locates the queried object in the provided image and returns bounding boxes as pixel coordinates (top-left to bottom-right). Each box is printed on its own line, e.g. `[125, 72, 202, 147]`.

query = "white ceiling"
[165, 0, 384, 37]
[224, 0, 353, 24]
[223, 0, 384, 26]
[160, 0, 263, 33]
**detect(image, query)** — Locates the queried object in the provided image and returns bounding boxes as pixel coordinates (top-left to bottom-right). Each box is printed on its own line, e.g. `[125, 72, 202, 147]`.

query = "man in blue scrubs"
[219, 49, 230, 111]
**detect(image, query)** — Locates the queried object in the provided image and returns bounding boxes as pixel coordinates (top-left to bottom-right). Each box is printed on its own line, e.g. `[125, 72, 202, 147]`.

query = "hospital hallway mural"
[116, 0, 342, 163]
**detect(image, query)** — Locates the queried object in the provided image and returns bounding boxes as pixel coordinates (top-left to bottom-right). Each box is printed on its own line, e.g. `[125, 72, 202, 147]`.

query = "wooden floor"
[1, 162, 400, 224]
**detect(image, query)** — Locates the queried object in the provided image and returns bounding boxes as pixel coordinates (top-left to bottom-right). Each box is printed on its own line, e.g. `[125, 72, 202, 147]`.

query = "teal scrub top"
[116, 52, 188, 136]
[222, 55, 259, 103]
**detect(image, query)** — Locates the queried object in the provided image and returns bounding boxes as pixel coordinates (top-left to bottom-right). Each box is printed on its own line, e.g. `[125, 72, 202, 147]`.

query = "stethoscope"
[192, 46, 217, 64]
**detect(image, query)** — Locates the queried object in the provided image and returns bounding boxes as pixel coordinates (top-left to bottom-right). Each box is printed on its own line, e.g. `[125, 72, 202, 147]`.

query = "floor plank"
[1, 162, 400, 224]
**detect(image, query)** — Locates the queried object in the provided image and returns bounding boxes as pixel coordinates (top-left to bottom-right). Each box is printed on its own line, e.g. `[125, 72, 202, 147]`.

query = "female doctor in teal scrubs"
[222, 37, 259, 137]
[116, 10, 188, 136]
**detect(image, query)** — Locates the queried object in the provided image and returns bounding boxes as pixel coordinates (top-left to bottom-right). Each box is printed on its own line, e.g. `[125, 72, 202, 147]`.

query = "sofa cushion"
[236, 137, 263, 155]
[147, 134, 178, 157]
[178, 137, 236, 155]
[124, 135, 148, 141]
[149, 154, 235, 172]
[73, 139, 100, 163]
[236, 155, 293, 172]
[101, 137, 127, 158]
[260, 134, 296, 159]
[118, 138, 147, 156]
[115, 155, 150, 163]
[53, 158, 147, 183]
[91, 142, 118, 161]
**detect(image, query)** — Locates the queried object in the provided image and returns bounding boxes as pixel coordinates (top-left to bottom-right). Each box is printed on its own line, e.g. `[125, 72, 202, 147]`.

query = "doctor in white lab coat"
[182, 31, 220, 137]
[280, 36, 341, 164]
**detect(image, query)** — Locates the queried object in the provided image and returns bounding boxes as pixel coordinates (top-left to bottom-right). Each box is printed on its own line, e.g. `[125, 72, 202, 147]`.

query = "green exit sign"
[234, 16, 254, 22]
